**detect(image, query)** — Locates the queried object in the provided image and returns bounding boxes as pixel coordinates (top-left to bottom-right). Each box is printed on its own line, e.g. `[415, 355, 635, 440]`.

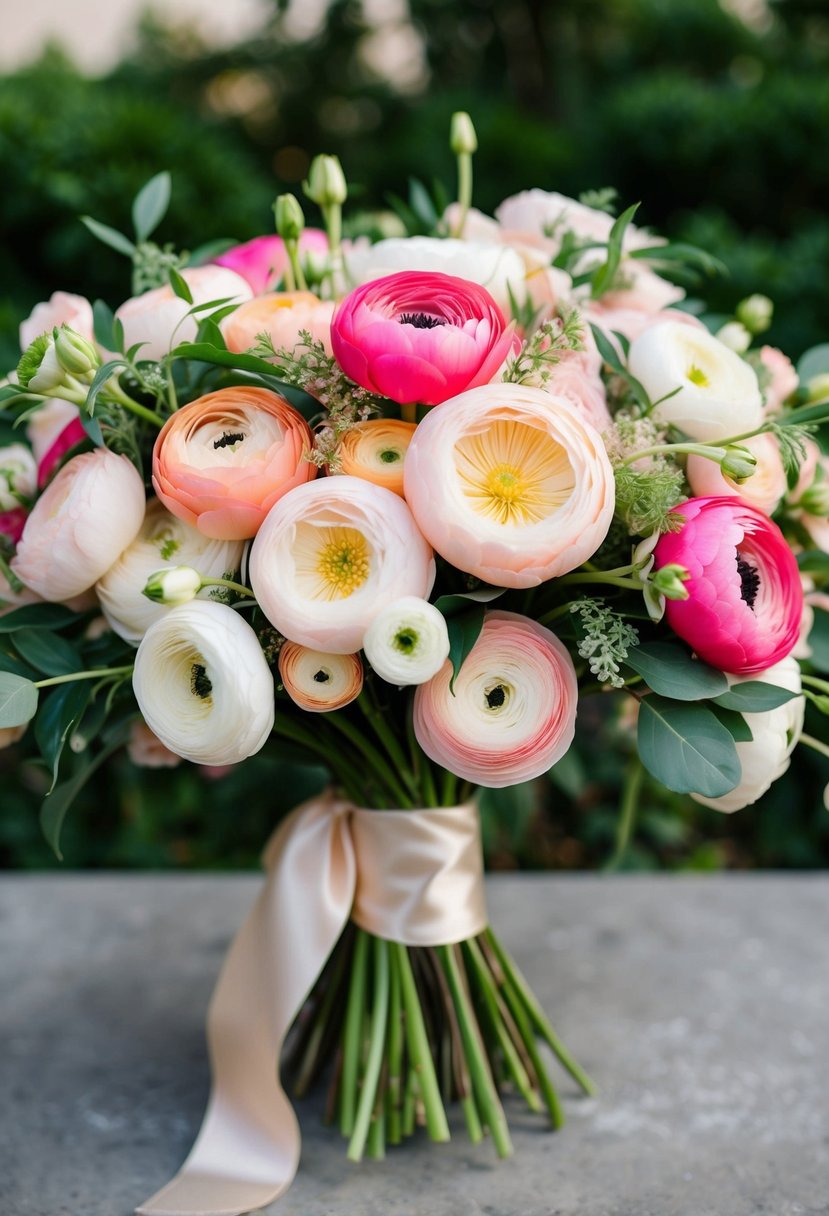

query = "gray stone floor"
[2, 874, 828, 1216]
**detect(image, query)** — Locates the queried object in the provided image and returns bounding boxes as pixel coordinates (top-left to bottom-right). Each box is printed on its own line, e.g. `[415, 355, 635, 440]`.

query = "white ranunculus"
[627, 321, 763, 442]
[132, 600, 274, 765]
[96, 499, 244, 644]
[0, 443, 37, 511]
[363, 597, 450, 686]
[345, 236, 527, 315]
[692, 657, 804, 813]
[115, 266, 252, 362]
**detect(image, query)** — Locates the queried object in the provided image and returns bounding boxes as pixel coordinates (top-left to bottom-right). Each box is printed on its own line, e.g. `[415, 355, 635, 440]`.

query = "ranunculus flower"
[653, 496, 803, 675]
[26, 399, 81, 466]
[222, 291, 335, 356]
[627, 321, 763, 442]
[0, 444, 36, 511]
[132, 600, 274, 765]
[152, 386, 315, 540]
[19, 291, 94, 351]
[413, 610, 577, 787]
[363, 596, 450, 686]
[127, 719, 182, 769]
[759, 345, 799, 415]
[691, 658, 804, 812]
[11, 449, 146, 601]
[330, 271, 518, 407]
[336, 419, 416, 497]
[404, 383, 615, 588]
[96, 498, 245, 643]
[214, 231, 330, 295]
[249, 475, 435, 654]
[115, 266, 252, 362]
[278, 642, 363, 712]
[35, 413, 88, 488]
[587, 305, 704, 354]
[495, 189, 656, 258]
[685, 433, 788, 516]
[513, 349, 611, 434]
[345, 237, 528, 318]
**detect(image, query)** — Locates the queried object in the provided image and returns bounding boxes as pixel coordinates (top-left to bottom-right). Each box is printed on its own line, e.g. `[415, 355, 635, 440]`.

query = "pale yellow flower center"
[686, 364, 710, 388]
[454, 420, 575, 526]
[294, 524, 372, 600]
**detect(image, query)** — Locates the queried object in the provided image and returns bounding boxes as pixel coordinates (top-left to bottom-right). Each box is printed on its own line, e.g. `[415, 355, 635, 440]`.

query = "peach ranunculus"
[214, 231, 330, 295]
[222, 291, 334, 356]
[759, 345, 799, 415]
[278, 642, 364, 712]
[413, 610, 578, 787]
[19, 291, 94, 351]
[404, 382, 615, 588]
[127, 719, 182, 769]
[152, 386, 315, 541]
[11, 449, 145, 601]
[685, 432, 788, 517]
[336, 419, 416, 496]
[249, 475, 435, 654]
[115, 266, 252, 362]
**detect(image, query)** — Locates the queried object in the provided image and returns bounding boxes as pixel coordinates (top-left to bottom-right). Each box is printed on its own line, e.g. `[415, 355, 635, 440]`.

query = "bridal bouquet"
[3, 114, 829, 1214]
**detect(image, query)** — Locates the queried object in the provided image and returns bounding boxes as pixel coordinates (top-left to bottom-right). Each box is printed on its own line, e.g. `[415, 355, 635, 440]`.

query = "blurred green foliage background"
[3, 0, 829, 870]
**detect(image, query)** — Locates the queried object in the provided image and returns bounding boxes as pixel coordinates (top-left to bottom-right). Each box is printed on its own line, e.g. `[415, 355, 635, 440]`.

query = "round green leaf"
[637, 696, 741, 798]
[624, 642, 728, 700]
[713, 681, 800, 713]
[0, 671, 39, 728]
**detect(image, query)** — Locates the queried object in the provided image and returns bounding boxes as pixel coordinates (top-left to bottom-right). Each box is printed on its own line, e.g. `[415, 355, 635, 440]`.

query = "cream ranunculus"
[363, 597, 450, 686]
[115, 266, 252, 362]
[691, 657, 804, 813]
[132, 600, 274, 765]
[403, 382, 615, 588]
[249, 476, 435, 654]
[685, 432, 788, 516]
[627, 320, 764, 442]
[0, 444, 37, 511]
[96, 499, 244, 644]
[278, 643, 363, 712]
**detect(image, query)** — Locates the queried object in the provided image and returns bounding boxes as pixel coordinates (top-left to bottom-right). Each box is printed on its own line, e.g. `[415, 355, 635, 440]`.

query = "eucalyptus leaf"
[433, 587, 504, 617]
[168, 265, 194, 304]
[35, 682, 91, 793]
[0, 604, 84, 633]
[92, 299, 117, 349]
[40, 727, 130, 859]
[711, 705, 753, 743]
[637, 695, 741, 797]
[713, 681, 800, 713]
[14, 628, 81, 676]
[446, 604, 486, 695]
[796, 343, 829, 384]
[132, 171, 172, 242]
[80, 216, 136, 258]
[624, 641, 728, 700]
[0, 671, 39, 728]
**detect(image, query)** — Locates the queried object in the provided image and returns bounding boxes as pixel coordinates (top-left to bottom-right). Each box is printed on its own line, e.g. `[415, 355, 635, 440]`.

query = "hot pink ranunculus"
[413, 610, 578, 787]
[654, 496, 802, 675]
[330, 271, 518, 407]
[214, 231, 330, 295]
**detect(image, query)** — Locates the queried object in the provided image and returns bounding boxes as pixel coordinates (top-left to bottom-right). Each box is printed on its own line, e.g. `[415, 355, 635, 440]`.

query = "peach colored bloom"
[20, 291, 94, 351]
[336, 419, 416, 496]
[413, 611, 578, 787]
[11, 449, 145, 601]
[404, 383, 615, 588]
[0, 723, 27, 750]
[152, 387, 315, 540]
[115, 266, 252, 362]
[686, 432, 788, 516]
[278, 643, 363, 712]
[127, 719, 182, 768]
[222, 291, 335, 356]
[759, 345, 798, 415]
[249, 475, 435, 654]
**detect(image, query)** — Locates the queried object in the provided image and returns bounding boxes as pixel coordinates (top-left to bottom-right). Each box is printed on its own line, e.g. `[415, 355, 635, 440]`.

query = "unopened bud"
[720, 444, 757, 483]
[807, 372, 829, 404]
[450, 111, 478, 155]
[54, 325, 100, 376]
[800, 480, 829, 518]
[651, 564, 691, 601]
[736, 294, 773, 335]
[716, 321, 751, 354]
[643, 583, 666, 623]
[303, 154, 347, 208]
[274, 193, 305, 243]
[143, 565, 202, 606]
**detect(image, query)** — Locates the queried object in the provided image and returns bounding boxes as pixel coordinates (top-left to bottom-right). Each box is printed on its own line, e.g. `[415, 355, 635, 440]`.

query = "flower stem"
[347, 936, 390, 1162]
[400, 402, 418, 425]
[557, 572, 641, 591]
[326, 711, 414, 808]
[452, 153, 473, 238]
[34, 665, 133, 689]
[799, 732, 829, 761]
[393, 943, 450, 1142]
[604, 755, 644, 872]
[385, 942, 404, 1145]
[199, 575, 255, 598]
[339, 929, 369, 1138]
[356, 692, 419, 802]
[104, 379, 165, 428]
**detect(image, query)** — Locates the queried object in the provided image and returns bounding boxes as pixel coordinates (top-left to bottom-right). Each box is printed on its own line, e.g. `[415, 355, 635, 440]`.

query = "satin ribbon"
[137, 792, 487, 1216]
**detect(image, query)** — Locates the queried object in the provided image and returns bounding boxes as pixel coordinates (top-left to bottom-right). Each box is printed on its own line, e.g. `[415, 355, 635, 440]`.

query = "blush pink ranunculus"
[330, 271, 518, 407]
[36, 414, 88, 488]
[685, 432, 788, 517]
[222, 291, 334, 356]
[759, 345, 799, 415]
[152, 386, 316, 541]
[516, 347, 612, 434]
[214, 231, 330, 295]
[19, 291, 94, 351]
[11, 449, 146, 602]
[413, 610, 578, 787]
[115, 266, 252, 362]
[654, 496, 802, 675]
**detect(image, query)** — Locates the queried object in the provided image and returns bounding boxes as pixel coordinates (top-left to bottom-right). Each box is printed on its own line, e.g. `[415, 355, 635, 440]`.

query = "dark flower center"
[398, 312, 446, 329]
[485, 684, 507, 709]
[191, 663, 213, 698]
[214, 431, 245, 449]
[736, 555, 760, 610]
[313, 669, 331, 683]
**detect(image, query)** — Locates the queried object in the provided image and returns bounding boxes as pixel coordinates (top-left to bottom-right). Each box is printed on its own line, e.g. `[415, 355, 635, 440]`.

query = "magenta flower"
[654, 496, 802, 675]
[213, 231, 329, 295]
[330, 271, 518, 406]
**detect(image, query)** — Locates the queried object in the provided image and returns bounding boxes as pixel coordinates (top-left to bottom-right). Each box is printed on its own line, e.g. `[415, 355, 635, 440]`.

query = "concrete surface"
[1, 874, 828, 1216]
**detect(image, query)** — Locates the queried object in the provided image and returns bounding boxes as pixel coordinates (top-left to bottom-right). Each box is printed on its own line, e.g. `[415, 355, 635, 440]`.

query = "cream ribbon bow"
[137, 791, 487, 1216]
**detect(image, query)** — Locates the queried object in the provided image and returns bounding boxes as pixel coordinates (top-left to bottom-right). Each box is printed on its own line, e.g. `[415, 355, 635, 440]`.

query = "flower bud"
[651, 563, 691, 600]
[643, 582, 666, 623]
[54, 325, 100, 376]
[450, 111, 478, 155]
[143, 565, 203, 606]
[303, 154, 347, 207]
[799, 480, 829, 518]
[736, 294, 773, 335]
[716, 321, 751, 355]
[18, 334, 64, 393]
[0, 444, 37, 511]
[274, 193, 305, 243]
[720, 444, 758, 483]
[807, 372, 829, 404]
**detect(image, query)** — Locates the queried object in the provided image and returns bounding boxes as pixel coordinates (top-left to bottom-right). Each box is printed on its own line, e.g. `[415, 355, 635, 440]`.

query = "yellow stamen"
[687, 364, 710, 388]
[454, 419, 575, 526]
[294, 525, 372, 600]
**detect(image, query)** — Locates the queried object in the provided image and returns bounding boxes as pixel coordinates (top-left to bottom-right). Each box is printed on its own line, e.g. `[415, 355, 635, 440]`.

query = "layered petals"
[222, 291, 334, 356]
[20, 291, 94, 351]
[336, 419, 416, 496]
[278, 643, 363, 712]
[363, 596, 450, 686]
[115, 266, 252, 362]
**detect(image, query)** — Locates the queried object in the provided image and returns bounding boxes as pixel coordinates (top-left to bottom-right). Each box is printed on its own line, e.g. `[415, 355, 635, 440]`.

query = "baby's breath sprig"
[605, 411, 687, 536]
[502, 309, 585, 386]
[570, 598, 639, 688]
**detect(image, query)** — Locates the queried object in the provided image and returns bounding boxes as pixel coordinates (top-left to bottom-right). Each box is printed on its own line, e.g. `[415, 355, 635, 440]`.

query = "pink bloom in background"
[127, 719, 182, 769]
[214, 231, 329, 295]
[115, 266, 252, 362]
[331, 271, 518, 406]
[36, 415, 88, 487]
[19, 291, 94, 351]
[0, 508, 28, 545]
[152, 386, 315, 540]
[654, 496, 802, 675]
[685, 432, 788, 516]
[222, 291, 334, 356]
[517, 348, 612, 434]
[11, 449, 146, 601]
[413, 611, 578, 787]
[759, 345, 799, 414]
[26, 399, 81, 466]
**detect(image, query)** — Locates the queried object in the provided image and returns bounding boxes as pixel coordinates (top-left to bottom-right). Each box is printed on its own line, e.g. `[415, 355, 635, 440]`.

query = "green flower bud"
[274, 193, 305, 243]
[651, 563, 691, 601]
[807, 372, 829, 404]
[720, 444, 757, 483]
[450, 111, 478, 155]
[143, 565, 202, 606]
[17, 333, 64, 393]
[303, 154, 347, 207]
[799, 481, 829, 518]
[643, 582, 666, 623]
[736, 293, 773, 335]
[54, 325, 100, 377]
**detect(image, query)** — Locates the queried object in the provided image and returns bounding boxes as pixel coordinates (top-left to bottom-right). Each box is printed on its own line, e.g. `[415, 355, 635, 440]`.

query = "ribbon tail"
[137, 793, 356, 1216]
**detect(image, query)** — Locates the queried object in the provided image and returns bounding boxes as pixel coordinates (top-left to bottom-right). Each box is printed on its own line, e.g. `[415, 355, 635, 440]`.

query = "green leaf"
[629, 241, 726, 279]
[0, 671, 39, 727]
[548, 747, 587, 799]
[35, 682, 91, 793]
[82, 414, 104, 447]
[92, 299, 117, 349]
[168, 265, 193, 304]
[807, 608, 829, 673]
[796, 343, 829, 384]
[713, 680, 800, 713]
[80, 216, 136, 258]
[0, 603, 84, 633]
[13, 628, 81, 676]
[132, 171, 172, 242]
[168, 342, 320, 417]
[446, 604, 485, 695]
[433, 587, 504, 617]
[589, 321, 651, 412]
[711, 705, 753, 743]
[591, 202, 640, 298]
[797, 550, 829, 577]
[637, 696, 741, 797]
[84, 358, 127, 417]
[0, 647, 37, 679]
[408, 177, 438, 229]
[39, 726, 129, 859]
[624, 641, 728, 700]
[195, 316, 229, 349]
